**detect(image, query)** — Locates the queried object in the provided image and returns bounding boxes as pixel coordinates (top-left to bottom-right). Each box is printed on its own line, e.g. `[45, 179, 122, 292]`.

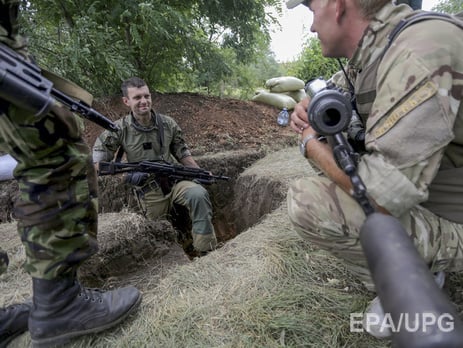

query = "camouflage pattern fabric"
[0, 0, 98, 280]
[0, 0, 28, 53]
[288, 2, 463, 289]
[0, 103, 99, 280]
[288, 177, 463, 291]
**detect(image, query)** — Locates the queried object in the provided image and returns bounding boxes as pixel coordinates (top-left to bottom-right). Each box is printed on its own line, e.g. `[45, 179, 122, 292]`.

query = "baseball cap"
[286, 0, 306, 9]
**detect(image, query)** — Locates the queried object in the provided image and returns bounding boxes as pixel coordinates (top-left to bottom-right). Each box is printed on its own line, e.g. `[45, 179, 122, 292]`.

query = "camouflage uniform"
[93, 111, 217, 252]
[0, 0, 98, 280]
[288, 3, 463, 290]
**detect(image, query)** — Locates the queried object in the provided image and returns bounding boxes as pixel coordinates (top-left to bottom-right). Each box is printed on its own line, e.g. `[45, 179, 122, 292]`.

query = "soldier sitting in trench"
[93, 77, 217, 257]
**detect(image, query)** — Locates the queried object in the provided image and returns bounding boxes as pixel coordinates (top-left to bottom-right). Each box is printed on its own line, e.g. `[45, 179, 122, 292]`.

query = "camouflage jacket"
[93, 111, 192, 164]
[337, 3, 463, 222]
[0, 0, 28, 54]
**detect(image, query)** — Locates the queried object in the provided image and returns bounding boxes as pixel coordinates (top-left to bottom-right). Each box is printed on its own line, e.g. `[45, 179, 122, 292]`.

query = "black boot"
[29, 277, 142, 348]
[0, 301, 31, 348]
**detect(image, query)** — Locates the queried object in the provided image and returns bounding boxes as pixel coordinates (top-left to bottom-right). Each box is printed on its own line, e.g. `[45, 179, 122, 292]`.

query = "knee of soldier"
[287, 176, 334, 233]
[185, 184, 209, 203]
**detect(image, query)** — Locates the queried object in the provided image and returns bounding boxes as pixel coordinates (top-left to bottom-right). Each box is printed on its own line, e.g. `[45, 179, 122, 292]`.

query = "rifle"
[0, 43, 118, 132]
[306, 78, 463, 347]
[98, 160, 230, 187]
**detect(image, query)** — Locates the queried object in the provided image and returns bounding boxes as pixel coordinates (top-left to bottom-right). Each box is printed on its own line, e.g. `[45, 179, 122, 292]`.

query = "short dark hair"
[121, 77, 147, 97]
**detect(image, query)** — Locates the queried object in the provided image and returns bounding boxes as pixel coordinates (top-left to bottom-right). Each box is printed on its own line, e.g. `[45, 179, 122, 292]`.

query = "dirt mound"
[87, 92, 298, 154]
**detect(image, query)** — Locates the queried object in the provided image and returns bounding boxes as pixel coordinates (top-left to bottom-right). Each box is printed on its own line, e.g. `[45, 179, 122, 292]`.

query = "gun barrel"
[98, 161, 230, 183]
[360, 213, 463, 348]
[52, 89, 119, 132]
[0, 43, 118, 132]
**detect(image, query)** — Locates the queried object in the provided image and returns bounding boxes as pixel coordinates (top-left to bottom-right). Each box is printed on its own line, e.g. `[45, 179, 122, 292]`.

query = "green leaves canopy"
[20, 0, 279, 96]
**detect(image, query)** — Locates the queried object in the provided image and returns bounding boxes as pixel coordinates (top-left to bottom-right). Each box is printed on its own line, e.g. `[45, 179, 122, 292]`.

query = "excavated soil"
[1, 94, 462, 344]
[88, 92, 297, 156]
[0, 93, 299, 281]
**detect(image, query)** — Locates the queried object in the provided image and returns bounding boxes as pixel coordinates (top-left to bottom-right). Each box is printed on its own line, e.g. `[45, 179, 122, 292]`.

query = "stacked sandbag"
[252, 76, 306, 110]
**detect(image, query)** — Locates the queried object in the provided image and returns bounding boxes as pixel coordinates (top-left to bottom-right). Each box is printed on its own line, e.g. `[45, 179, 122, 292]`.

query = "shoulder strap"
[384, 11, 463, 55]
[115, 144, 125, 163]
[41, 69, 94, 106]
[355, 11, 463, 114]
[154, 112, 165, 160]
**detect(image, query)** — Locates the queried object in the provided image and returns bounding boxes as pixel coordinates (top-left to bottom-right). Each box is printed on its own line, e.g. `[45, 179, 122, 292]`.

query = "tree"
[432, 0, 463, 13]
[285, 37, 343, 84]
[19, 0, 280, 97]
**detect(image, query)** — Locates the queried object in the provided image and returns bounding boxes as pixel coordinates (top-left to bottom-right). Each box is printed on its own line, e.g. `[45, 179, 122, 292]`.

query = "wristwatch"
[300, 133, 318, 158]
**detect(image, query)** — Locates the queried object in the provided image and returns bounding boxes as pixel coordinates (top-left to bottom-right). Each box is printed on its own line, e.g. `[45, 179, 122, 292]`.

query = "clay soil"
[88, 92, 297, 154]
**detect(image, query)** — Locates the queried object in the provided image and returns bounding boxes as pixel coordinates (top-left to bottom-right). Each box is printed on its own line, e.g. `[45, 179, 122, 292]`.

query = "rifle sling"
[42, 69, 94, 106]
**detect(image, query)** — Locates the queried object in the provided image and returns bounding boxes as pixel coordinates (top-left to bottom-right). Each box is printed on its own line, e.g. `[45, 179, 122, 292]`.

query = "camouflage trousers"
[0, 101, 98, 280]
[287, 176, 463, 291]
[139, 180, 217, 252]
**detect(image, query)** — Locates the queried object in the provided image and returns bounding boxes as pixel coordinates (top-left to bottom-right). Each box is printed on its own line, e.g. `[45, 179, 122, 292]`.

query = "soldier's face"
[308, 0, 343, 58]
[123, 85, 152, 117]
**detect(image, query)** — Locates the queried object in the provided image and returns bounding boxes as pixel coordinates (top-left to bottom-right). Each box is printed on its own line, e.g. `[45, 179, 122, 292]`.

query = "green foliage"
[432, 0, 463, 14]
[285, 38, 344, 84]
[283, 0, 463, 87]
[18, 0, 281, 98]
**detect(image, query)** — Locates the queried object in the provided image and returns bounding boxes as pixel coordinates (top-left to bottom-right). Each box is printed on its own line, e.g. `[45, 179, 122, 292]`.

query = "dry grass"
[6, 205, 385, 348]
[3, 147, 459, 348]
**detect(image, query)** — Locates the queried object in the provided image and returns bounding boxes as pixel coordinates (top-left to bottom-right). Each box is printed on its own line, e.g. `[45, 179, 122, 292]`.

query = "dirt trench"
[79, 147, 311, 285]
[0, 147, 301, 287]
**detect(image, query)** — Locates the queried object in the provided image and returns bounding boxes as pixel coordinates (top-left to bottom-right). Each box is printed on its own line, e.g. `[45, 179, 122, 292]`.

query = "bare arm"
[179, 155, 200, 169]
[293, 99, 389, 214]
[301, 127, 353, 194]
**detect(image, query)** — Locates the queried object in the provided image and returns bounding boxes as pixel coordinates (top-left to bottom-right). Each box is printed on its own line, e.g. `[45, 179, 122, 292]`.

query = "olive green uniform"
[0, 0, 98, 279]
[93, 111, 217, 252]
[288, 3, 463, 290]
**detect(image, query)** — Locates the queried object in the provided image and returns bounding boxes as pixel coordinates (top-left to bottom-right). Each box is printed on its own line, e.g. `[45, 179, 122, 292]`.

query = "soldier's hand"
[290, 97, 311, 134]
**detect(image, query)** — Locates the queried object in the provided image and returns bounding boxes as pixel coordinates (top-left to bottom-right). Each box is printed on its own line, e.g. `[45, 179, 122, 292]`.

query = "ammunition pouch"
[127, 173, 173, 197]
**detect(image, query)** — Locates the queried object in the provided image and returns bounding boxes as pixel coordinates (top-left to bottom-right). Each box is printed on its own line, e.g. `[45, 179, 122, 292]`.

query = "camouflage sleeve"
[0, 0, 28, 51]
[329, 69, 352, 92]
[92, 120, 124, 162]
[357, 20, 463, 217]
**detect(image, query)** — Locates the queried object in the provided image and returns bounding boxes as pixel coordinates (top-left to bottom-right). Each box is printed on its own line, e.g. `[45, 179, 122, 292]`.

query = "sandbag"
[265, 76, 305, 93]
[284, 89, 307, 103]
[252, 91, 297, 110]
[0, 154, 17, 181]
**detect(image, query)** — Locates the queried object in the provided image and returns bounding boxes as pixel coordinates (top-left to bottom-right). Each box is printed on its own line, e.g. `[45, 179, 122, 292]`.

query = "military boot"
[29, 277, 142, 348]
[0, 301, 31, 348]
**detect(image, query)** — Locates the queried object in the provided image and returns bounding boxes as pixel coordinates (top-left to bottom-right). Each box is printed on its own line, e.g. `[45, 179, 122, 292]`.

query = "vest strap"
[421, 168, 463, 224]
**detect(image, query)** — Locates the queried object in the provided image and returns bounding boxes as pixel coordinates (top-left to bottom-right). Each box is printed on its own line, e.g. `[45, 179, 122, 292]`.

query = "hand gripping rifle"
[306, 78, 463, 347]
[0, 43, 118, 132]
[98, 160, 229, 188]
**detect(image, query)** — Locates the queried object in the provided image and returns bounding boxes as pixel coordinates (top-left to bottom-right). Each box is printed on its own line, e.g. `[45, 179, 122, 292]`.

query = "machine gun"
[306, 78, 463, 347]
[98, 160, 230, 188]
[0, 43, 118, 132]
